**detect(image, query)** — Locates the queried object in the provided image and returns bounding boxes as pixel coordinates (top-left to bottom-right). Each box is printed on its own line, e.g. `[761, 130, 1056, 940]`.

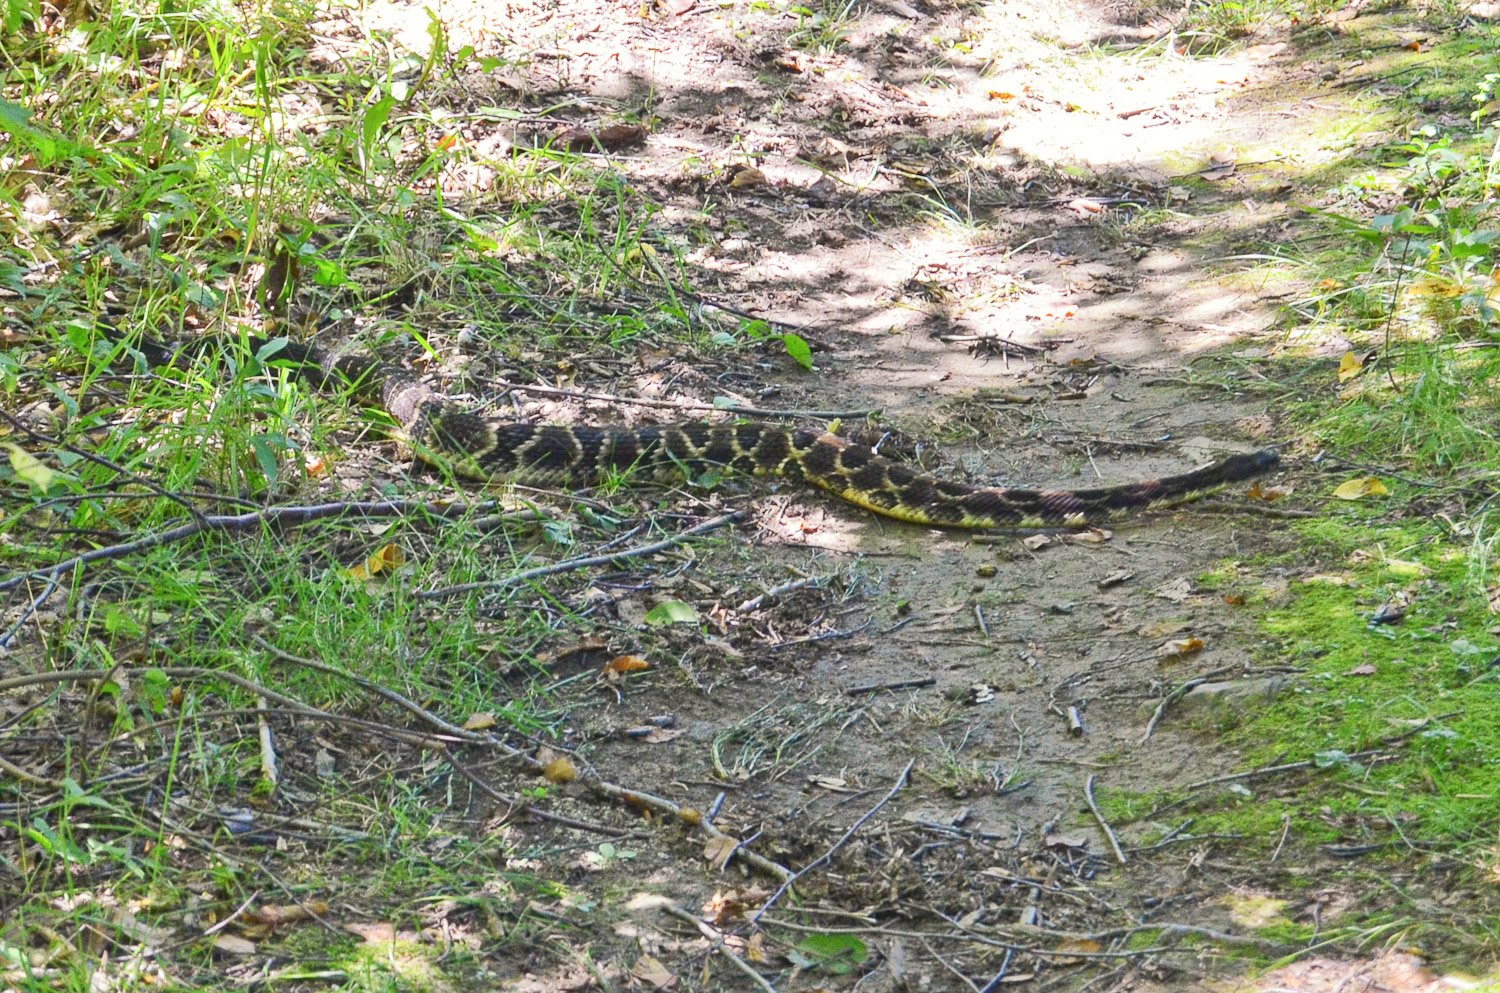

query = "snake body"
[256, 340, 1278, 529]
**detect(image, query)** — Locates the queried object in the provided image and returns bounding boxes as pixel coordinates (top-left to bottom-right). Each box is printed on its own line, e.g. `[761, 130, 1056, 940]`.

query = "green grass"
[0, 2, 730, 987]
[1085, 15, 1500, 963]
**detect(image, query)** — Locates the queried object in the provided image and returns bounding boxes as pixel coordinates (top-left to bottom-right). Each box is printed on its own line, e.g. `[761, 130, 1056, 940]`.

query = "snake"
[138, 335, 1281, 528]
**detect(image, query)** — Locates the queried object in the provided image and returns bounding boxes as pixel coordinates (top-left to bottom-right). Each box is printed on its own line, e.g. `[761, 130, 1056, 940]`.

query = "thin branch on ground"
[424, 510, 744, 599]
[0, 498, 527, 593]
[661, 902, 779, 993]
[752, 758, 914, 924]
[1084, 774, 1127, 865]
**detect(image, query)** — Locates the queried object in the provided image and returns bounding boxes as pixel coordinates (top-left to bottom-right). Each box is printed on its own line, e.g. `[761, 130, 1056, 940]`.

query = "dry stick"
[0, 498, 524, 594]
[846, 677, 936, 696]
[0, 573, 58, 648]
[419, 510, 745, 599]
[734, 574, 822, 614]
[752, 758, 915, 924]
[1, 662, 792, 881]
[661, 902, 779, 993]
[1084, 774, 1127, 866]
[1138, 665, 1241, 744]
[255, 698, 278, 788]
[251, 633, 789, 879]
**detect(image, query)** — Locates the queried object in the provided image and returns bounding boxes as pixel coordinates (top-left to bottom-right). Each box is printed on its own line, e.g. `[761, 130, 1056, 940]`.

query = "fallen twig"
[846, 676, 936, 696]
[0, 498, 526, 594]
[426, 511, 745, 600]
[1084, 774, 1127, 865]
[661, 901, 779, 993]
[753, 758, 914, 923]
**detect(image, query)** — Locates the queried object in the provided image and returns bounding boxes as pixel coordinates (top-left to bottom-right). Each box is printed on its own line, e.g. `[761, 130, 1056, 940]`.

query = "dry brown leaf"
[640, 728, 685, 744]
[463, 712, 497, 731]
[632, 954, 677, 989]
[703, 834, 739, 869]
[1345, 663, 1377, 676]
[1022, 534, 1052, 551]
[1247, 481, 1295, 502]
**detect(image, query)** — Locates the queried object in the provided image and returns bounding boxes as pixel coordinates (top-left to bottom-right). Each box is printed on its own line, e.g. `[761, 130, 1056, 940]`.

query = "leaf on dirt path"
[728, 165, 767, 188]
[1203, 156, 1236, 181]
[631, 954, 677, 988]
[1154, 636, 1205, 661]
[644, 601, 697, 626]
[1022, 534, 1052, 551]
[1044, 830, 1089, 850]
[212, 933, 257, 955]
[345, 542, 404, 580]
[464, 712, 497, 731]
[1069, 527, 1112, 544]
[1247, 480, 1295, 502]
[702, 834, 739, 869]
[1097, 569, 1133, 589]
[1332, 477, 1389, 501]
[788, 933, 868, 974]
[1337, 350, 1365, 382]
[987, 90, 1017, 100]
[782, 332, 814, 370]
[537, 748, 577, 783]
[808, 775, 852, 792]
[1408, 275, 1460, 298]
[602, 654, 651, 681]
[704, 887, 769, 925]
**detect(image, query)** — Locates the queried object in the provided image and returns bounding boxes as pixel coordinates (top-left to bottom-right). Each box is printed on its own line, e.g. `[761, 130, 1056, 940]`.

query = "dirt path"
[378, 0, 1355, 987]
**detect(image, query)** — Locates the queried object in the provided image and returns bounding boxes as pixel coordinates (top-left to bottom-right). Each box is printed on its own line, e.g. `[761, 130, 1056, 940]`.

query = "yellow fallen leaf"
[1407, 274, 1461, 298]
[1332, 477, 1389, 501]
[346, 542, 404, 580]
[464, 712, 497, 730]
[7, 444, 59, 492]
[1337, 350, 1364, 382]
